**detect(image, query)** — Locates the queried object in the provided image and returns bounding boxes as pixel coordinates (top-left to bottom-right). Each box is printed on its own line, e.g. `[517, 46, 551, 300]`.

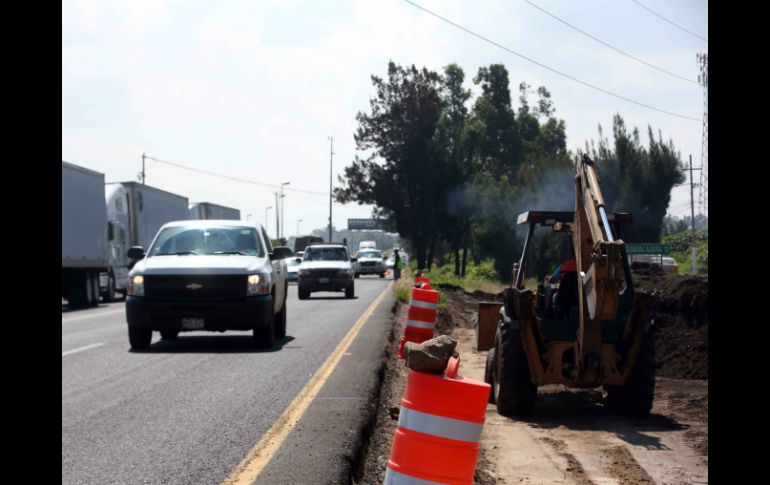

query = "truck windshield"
[148, 226, 264, 257]
[358, 251, 381, 259]
[303, 247, 349, 261]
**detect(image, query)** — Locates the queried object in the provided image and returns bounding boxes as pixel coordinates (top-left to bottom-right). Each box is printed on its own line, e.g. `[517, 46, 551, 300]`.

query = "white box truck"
[189, 202, 241, 220]
[62, 161, 109, 308]
[104, 182, 190, 299]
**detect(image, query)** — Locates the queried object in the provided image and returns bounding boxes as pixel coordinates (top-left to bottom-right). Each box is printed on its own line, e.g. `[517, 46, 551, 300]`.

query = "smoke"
[445, 185, 471, 216]
[516, 165, 575, 213]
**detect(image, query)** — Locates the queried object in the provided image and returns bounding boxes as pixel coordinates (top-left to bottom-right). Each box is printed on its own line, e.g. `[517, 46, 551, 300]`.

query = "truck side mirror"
[271, 246, 294, 260]
[127, 246, 145, 260]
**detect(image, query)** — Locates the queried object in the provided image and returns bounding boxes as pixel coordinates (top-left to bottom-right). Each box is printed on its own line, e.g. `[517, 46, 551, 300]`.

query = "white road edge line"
[62, 342, 105, 357]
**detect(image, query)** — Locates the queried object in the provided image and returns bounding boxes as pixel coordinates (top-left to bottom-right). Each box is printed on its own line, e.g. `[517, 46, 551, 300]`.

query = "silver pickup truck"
[124, 220, 293, 350]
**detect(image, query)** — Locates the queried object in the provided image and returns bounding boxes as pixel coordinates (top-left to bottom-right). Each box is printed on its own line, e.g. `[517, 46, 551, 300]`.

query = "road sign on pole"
[625, 243, 671, 255]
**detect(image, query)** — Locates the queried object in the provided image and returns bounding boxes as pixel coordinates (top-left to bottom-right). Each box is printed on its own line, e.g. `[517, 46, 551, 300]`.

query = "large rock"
[404, 335, 458, 373]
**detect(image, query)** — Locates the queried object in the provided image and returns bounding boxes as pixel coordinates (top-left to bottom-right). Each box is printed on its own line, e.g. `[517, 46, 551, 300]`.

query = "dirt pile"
[631, 263, 708, 379]
[437, 267, 708, 380]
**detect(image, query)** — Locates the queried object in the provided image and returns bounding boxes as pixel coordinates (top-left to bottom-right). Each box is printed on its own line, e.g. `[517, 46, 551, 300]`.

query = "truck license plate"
[182, 318, 204, 330]
[319, 277, 329, 284]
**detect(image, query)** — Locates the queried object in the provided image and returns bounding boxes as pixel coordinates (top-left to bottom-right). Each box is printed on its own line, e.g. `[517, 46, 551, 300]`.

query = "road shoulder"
[253, 289, 397, 484]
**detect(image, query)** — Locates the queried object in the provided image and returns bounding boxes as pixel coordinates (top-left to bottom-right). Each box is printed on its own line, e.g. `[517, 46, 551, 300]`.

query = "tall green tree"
[335, 62, 448, 269]
[437, 63, 473, 275]
[471, 65, 523, 181]
[588, 115, 685, 242]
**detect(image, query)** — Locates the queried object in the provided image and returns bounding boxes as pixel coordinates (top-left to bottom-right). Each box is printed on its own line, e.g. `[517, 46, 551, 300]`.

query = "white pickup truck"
[124, 220, 293, 350]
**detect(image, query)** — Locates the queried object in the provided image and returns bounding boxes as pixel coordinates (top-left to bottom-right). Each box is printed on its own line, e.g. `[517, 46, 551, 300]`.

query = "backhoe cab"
[484, 155, 658, 417]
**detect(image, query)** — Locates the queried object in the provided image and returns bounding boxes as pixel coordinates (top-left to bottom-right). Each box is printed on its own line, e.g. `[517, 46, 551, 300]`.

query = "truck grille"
[360, 261, 376, 267]
[309, 269, 338, 278]
[144, 275, 246, 301]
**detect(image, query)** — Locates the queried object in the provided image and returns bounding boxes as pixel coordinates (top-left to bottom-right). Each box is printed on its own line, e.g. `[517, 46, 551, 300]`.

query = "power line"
[524, 0, 697, 85]
[632, 0, 708, 42]
[144, 155, 328, 197]
[401, 0, 701, 122]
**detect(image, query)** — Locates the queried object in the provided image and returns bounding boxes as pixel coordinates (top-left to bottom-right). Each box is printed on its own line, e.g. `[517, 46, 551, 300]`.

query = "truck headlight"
[338, 269, 352, 277]
[128, 275, 144, 296]
[298, 268, 311, 276]
[247, 274, 271, 295]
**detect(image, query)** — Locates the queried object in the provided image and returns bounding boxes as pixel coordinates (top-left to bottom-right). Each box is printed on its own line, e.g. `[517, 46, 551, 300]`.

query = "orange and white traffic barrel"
[397, 286, 440, 358]
[415, 275, 431, 289]
[385, 357, 491, 485]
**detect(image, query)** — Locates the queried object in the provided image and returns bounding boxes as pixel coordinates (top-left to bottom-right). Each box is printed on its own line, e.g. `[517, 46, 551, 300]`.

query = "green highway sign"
[626, 243, 671, 255]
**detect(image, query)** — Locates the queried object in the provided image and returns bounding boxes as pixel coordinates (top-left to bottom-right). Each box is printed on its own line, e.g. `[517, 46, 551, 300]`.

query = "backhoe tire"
[484, 347, 497, 404]
[604, 329, 655, 417]
[495, 322, 537, 417]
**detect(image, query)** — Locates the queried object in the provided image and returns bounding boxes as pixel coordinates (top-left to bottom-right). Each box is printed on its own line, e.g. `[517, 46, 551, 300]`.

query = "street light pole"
[274, 192, 279, 239]
[328, 136, 334, 243]
[297, 219, 303, 237]
[141, 153, 146, 185]
[265, 206, 272, 234]
[280, 182, 290, 240]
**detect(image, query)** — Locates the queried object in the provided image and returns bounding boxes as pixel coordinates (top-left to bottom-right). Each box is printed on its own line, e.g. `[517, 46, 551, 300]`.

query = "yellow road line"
[221, 281, 394, 485]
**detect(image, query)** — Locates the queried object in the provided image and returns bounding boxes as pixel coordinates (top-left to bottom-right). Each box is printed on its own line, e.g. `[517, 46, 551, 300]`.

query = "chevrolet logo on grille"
[186, 283, 203, 290]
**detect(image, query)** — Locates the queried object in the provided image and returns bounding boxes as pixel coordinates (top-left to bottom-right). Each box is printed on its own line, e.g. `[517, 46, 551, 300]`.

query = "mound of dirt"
[436, 267, 708, 380]
[631, 263, 708, 379]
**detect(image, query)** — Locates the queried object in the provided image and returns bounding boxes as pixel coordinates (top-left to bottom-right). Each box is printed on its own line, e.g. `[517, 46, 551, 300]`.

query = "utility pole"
[688, 155, 702, 274]
[140, 153, 146, 184]
[280, 182, 290, 240]
[697, 53, 708, 218]
[265, 206, 272, 234]
[328, 136, 334, 243]
[274, 192, 280, 239]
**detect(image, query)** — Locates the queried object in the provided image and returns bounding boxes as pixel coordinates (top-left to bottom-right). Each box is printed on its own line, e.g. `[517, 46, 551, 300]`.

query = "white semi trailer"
[104, 182, 190, 299]
[189, 202, 241, 220]
[62, 161, 109, 308]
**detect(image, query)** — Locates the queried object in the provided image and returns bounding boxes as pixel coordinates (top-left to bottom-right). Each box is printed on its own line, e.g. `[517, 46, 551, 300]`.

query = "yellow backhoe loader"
[483, 154, 658, 416]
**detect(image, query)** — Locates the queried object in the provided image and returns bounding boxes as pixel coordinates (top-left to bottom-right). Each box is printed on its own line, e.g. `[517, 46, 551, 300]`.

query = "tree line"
[336, 61, 685, 281]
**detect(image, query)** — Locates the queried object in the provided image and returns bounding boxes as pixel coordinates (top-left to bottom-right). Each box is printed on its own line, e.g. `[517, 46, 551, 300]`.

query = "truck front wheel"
[129, 327, 152, 350]
[102, 274, 116, 303]
[254, 313, 276, 349]
[275, 288, 287, 339]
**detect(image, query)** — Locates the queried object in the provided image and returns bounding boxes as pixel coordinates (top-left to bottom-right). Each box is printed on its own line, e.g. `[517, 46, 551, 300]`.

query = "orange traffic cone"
[397, 286, 439, 358]
[384, 356, 491, 484]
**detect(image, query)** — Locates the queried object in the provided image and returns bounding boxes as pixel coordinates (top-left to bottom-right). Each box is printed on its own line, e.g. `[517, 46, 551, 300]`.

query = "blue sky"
[62, 0, 708, 237]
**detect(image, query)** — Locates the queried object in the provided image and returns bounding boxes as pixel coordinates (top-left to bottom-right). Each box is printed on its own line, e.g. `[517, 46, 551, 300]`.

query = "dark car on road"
[297, 244, 354, 299]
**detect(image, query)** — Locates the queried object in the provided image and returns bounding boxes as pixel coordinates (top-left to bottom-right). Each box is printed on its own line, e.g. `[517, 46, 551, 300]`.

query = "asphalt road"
[62, 277, 395, 485]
